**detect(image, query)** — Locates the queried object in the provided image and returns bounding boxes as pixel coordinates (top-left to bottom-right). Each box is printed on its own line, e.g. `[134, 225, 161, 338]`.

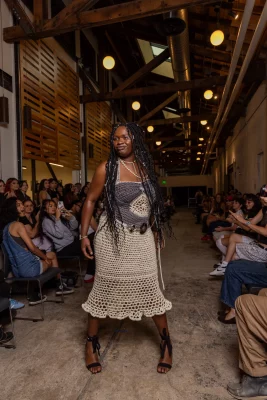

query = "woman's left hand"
[229, 210, 246, 224]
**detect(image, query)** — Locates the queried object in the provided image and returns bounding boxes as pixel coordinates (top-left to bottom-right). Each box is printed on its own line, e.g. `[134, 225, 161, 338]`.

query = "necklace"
[119, 158, 141, 179]
[120, 159, 136, 164]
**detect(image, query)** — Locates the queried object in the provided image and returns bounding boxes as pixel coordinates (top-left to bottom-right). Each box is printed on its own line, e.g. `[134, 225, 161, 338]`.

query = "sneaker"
[56, 283, 74, 296]
[10, 299, 25, 310]
[84, 274, 94, 283]
[28, 293, 47, 306]
[213, 263, 222, 269]
[209, 265, 226, 276]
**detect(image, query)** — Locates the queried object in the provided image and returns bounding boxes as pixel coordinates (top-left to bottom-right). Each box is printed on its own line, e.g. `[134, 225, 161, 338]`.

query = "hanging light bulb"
[200, 120, 208, 126]
[103, 56, 115, 70]
[207, 126, 210, 130]
[199, 138, 204, 141]
[198, 144, 202, 147]
[214, 95, 218, 99]
[147, 125, 154, 133]
[210, 30, 224, 46]
[196, 157, 200, 161]
[204, 90, 213, 100]
[197, 152, 201, 155]
[156, 141, 162, 146]
[132, 101, 141, 111]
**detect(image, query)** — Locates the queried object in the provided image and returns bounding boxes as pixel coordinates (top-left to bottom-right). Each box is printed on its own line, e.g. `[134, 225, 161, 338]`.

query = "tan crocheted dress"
[82, 171, 172, 321]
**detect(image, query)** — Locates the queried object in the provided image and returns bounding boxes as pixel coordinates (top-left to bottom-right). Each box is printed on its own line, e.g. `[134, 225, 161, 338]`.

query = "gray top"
[42, 215, 78, 252]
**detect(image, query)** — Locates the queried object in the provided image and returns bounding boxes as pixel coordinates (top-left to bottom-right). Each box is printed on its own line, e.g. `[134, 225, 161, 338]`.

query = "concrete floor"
[0, 209, 239, 400]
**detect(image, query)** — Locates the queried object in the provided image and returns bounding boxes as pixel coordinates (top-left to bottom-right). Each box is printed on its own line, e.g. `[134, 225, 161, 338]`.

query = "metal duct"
[165, 9, 191, 139]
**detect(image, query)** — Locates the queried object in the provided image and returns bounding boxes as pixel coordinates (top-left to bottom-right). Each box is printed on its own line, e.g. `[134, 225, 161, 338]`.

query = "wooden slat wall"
[86, 102, 112, 167]
[20, 39, 81, 170]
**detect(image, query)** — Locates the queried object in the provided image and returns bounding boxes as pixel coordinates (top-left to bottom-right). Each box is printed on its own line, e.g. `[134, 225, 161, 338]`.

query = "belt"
[255, 243, 267, 251]
[125, 222, 149, 234]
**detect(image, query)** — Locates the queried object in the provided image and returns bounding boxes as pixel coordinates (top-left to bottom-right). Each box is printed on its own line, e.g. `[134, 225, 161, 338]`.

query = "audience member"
[63, 183, 79, 210]
[80, 185, 89, 202]
[0, 180, 5, 209]
[38, 179, 51, 205]
[17, 180, 31, 202]
[47, 179, 59, 204]
[57, 184, 64, 202]
[4, 178, 19, 199]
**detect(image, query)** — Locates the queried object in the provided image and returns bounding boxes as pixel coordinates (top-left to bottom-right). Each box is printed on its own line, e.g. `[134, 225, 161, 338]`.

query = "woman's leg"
[41, 251, 59, 272]
[224, 234, 244, 262]
[152, 313, 172, 373]
[86, 316, 101, 374]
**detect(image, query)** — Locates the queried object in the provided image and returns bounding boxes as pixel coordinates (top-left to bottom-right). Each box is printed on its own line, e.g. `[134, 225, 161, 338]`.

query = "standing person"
[17, 180, 31, 202]
[81, 122, 172, 374]
[38, 179, 51, 205]
[47, 179, 59, 205]
[4, 178, 19, 199]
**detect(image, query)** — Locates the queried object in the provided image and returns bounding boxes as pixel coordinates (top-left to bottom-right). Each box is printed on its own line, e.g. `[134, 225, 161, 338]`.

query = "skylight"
[151, 43, 171, 62]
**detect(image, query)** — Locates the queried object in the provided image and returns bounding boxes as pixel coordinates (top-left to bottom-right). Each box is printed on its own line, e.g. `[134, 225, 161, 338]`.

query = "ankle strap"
[87, 335, 101, 356]
[160, 328, 172, 358]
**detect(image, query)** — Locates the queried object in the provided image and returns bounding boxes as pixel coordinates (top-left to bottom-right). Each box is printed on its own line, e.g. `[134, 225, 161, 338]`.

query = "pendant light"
[204, 90, 213, 100]
[103, 56, 115, 70]
[147, 126, 154, 133]
[156, 141, 162, 146]
[210, 30, 224, 46]
[200, 120, 207, 126]
[196, 157, 200, 161]
[132, 101, 141, 111]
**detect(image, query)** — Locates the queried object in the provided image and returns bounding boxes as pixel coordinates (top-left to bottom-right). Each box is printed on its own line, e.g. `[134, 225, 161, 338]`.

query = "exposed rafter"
[4, 0, 35, 35]
[142, 114, 215, 126]
[80, 76, 227, 103]
[139, 93, 178, 124]
[4, 0, 218, 42]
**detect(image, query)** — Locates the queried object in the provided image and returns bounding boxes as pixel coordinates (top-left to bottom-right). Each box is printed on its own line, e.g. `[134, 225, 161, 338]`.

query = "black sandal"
[157, 328, 172, 373]
[0, 326, 13, 344]
[86, 335, 101, 373]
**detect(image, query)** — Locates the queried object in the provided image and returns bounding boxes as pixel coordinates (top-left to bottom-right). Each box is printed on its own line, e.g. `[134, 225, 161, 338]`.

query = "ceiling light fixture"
[132, 101, 141, 111]
[49, 163, 64, 168]
[22, 166, 27, 170]
[162, 150, 166, 153]
[156, 141, 162, 146]
[198, 144, 202, 147]
[207, 127, 210, 130]
[200, 120, 208, 126]
[103, 56, 115, 70]
[196, 157, 200, 161]
[204, 90, 213, 100]
[147, 125, 154, 133]
[210, 30, 224, 46]
[199, 138, 204, 141]
[214, 95, 218, 99]
[197, 152, 201, 155]
[228, 10, 239, 19]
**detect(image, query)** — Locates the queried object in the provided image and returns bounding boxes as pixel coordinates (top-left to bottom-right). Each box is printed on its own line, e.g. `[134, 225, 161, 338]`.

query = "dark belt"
[255, 243, 267, 251]
[128, 223, 148, 234]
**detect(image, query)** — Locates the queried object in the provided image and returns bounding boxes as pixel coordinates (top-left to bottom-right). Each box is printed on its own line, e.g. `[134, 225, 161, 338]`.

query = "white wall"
[214, 81, 267, 194]
[0, 1, 18, 181]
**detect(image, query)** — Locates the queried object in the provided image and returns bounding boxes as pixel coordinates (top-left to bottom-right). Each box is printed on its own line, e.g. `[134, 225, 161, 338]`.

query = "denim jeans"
[220, 260, 267, 308]
[208, 220, 231, 235]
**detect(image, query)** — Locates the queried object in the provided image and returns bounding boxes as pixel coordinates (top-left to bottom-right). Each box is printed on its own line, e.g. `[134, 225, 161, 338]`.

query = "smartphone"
[58, 201, 64, 209]
[260, 185, 267, 197]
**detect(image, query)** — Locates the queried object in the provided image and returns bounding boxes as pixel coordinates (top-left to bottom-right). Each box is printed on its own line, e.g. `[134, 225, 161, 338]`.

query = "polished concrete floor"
[0, 210, 239, 400]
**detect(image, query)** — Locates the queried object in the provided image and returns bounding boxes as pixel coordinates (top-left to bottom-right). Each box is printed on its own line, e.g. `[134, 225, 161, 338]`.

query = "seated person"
[212, 197, 245, 241]
[218, 259, 267, 326]
[70, 200, 82, 224]
[211, 196, 267, 277]
[39, 199, 81, 258]
[1, 198, 73, 304]
[17, 180, 31, 202]
[227, 289, 267, 399]
[201, 194, 226, 240]
[63, 184, 79, 210]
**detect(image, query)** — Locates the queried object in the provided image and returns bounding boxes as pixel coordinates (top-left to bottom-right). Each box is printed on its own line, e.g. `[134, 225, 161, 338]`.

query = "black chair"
[1, 243, 64, 322]
[57, 255, 83, 286]
[0, 296, 15, 349]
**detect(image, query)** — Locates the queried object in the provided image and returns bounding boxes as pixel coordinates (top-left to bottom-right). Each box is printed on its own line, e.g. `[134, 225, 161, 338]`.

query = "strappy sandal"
[86, 335, 101, 373]
[157, 328, 172, 373]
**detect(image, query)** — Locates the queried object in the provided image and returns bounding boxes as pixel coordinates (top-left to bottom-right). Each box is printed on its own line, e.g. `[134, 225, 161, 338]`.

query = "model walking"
[81, 122, 172, 374]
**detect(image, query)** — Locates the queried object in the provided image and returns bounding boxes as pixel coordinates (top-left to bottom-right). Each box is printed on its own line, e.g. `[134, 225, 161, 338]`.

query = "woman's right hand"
[45, 256, 52, 266]
[81, 237, 94, 259]
[55, 208, 61, 220]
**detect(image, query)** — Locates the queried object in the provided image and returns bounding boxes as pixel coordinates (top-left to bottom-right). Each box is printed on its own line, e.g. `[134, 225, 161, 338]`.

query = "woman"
[57, 184, 64, 202]
[0, 180, 5, 209]
[63, 183, 78, 210]
[201, 194, 227, 241]
[39, 200, 80, 257]
[79, 185, 89, 202]
[4, 178, 19, 199]
[1, 198, 73, 303]
[81, 122, 172, 375]
[38, 179, 51, 205]
[17, 180, 31, 202]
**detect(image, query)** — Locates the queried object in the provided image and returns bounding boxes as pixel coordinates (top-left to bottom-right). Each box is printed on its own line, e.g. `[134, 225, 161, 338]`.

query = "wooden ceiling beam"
[80, 75, 227, 103]
[113, 48, 170, 93]
[4, 0, 219, 42]
[4, 0, 35, 35]
[139, 93, 178, 124]
[33, 0, 49, 27]
[142, 114, 216, 126]
[105, 31, 129, 75]
[42, 0, 100, 32]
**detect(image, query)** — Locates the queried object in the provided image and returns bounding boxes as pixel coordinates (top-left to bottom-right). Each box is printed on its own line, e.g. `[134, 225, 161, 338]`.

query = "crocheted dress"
[82, 168, 172, 321]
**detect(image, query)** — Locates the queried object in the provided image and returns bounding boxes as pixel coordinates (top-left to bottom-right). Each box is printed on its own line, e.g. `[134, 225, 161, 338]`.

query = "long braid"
[102, 122, 171, 248]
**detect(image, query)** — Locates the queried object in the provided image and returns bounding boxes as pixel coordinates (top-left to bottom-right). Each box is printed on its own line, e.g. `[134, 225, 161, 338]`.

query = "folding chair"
[0, 296, 15, 349]
[1, 244, 64, 322]
[57, 255, 83, 286]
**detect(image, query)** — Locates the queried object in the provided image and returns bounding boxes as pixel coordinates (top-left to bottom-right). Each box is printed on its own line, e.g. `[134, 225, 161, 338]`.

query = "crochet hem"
[81, 302, 172, 321]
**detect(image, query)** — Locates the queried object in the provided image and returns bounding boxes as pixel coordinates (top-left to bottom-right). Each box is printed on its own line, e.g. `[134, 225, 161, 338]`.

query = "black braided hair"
[102, 122, 170, 248]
